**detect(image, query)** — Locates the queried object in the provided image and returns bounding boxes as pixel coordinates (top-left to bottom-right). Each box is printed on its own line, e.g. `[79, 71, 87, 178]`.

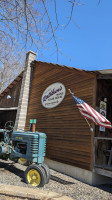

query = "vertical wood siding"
[25, 62, 96, 171]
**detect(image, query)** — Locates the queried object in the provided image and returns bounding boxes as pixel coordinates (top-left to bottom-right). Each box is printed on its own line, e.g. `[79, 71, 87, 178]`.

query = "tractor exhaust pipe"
[29, 119, 37, 132]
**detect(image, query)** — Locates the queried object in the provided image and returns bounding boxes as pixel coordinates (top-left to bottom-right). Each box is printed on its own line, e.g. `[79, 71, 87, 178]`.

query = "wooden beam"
[95, 137, 112, 140]
[98, 74, 112, 79]
[93, 167, 112, 178]
[94, 137, 97, 167]
[0, 107, 18, 111]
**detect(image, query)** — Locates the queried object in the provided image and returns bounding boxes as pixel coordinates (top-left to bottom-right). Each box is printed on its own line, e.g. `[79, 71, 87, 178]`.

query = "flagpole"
[68, 89, 73, 95]
[68, 89, 93, 132]
[84, 118, 93, 132]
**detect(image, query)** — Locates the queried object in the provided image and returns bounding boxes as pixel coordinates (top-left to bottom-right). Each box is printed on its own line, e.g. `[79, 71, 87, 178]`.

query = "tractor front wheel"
[24, 165, 46, 187]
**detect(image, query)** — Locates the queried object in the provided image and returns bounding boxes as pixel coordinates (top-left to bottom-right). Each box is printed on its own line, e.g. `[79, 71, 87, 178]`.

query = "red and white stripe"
[77, 102, 112, 129]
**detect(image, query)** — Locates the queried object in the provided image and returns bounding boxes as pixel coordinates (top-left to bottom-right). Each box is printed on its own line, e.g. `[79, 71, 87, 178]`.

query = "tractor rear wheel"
[18, 158, 28, 166]
[41, 163, 50, 184]
[24, 164, 46, 187]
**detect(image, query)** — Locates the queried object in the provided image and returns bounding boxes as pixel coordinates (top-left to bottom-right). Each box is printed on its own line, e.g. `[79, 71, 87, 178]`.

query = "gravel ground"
[0, 159, 112, 200]
[0, 195, 28, 200]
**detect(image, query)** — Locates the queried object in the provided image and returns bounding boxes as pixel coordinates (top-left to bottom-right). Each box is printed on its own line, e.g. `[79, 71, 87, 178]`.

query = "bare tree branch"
[42, 0, 59, 60]
[64, 0, 75, 29]
[98, 0, 101, 5]
[0, 0, 82, 90]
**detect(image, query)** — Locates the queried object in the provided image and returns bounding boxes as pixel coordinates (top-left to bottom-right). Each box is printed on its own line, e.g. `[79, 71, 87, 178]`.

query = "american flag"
[70, 93, 112, 129]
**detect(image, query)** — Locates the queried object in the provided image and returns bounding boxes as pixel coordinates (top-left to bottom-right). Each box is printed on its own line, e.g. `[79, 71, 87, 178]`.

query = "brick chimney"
[14, 51, 37, 131]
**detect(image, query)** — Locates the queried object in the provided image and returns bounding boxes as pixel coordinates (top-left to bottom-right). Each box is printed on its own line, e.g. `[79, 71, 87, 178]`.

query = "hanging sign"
[41, 83, 66, 109]
[99, 101, 107, 132]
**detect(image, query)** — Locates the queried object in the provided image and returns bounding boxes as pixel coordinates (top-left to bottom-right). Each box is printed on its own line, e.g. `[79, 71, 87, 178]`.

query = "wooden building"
[0, 72, 23, 127]
[0, 51, 112, 185]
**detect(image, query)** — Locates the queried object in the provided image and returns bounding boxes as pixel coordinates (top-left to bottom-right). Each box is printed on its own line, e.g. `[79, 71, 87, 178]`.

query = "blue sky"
[35, 0, 112, 71]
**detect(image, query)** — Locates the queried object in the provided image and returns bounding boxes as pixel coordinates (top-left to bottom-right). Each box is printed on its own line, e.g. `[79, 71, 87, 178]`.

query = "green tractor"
[0, 119, 50, 187]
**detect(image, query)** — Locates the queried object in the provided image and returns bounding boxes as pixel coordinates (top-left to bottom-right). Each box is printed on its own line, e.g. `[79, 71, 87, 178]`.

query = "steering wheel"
[4, 121, 14, 131]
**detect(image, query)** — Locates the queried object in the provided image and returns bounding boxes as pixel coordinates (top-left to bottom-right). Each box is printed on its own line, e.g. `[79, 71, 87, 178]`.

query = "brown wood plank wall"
[0, 79, 22, 108]
[25, 62, 96, 171]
